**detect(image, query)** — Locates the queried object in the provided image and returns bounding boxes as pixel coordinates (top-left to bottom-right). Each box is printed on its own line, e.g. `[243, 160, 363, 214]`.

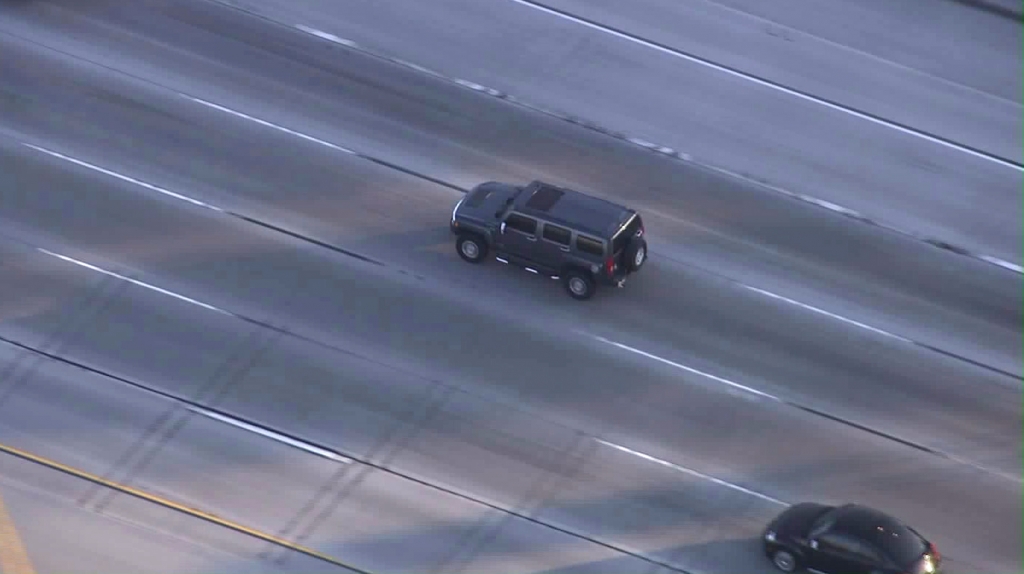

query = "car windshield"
[808, 508, 840, 537]
[877, 524, 927, 567]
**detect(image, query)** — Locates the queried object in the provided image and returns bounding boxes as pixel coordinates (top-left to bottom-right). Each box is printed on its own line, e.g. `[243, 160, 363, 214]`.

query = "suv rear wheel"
[563, 269, 595, 300]
[456, 234, 488, 263]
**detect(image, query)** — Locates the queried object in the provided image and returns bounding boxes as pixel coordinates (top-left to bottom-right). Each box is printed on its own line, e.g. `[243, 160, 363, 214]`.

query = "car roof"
[833, 504, 904, 532]
[513, 181, 633, 238]
[833, 505, 923, 557]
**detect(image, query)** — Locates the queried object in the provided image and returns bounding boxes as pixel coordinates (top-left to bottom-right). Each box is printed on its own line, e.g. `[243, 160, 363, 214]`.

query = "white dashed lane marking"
[739, 285, 911, 342]
[506, 0, 1023, 172]
[36, 248, 226, 314]
[591, 335, 1023, 484]
[596, 439, 788, 506]
[188, 406, 352, 463]
[592, 335, 780, 401]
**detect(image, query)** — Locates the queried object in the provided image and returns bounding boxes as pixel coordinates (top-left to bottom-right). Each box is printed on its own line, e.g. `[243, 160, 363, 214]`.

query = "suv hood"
[458, 182, 521, 221]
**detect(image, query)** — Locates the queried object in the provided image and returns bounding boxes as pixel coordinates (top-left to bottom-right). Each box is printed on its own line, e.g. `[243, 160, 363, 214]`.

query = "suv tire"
[456, 234, 488, 263]
[563, 269, 596, 300]
[624, 237, 648, 272]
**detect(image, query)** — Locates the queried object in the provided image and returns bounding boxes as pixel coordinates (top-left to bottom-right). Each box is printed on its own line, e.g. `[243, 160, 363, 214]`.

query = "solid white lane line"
[596, 439, 787, 506]
[294, 24, 358, 47]
[23, 144, 222, 211]
[739, 285, 912, 342]
[506, 0, 1022, 171]
[941, 452, 1023, 485]
[184, 96, 356, 155]
[288, 20, 1022, 277]
[36, 249, 225, 314]
[592, 335, 780, 401]
[979, 255, 1024, 274]
[188, 406, 351, 463]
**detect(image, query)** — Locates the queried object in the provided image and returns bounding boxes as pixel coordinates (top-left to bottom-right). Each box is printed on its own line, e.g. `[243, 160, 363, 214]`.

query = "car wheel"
[563, 270, 595, 300]
[456, 234, 488, 263]
[771, 549, 798, 573]
[624, 237, 647, 272]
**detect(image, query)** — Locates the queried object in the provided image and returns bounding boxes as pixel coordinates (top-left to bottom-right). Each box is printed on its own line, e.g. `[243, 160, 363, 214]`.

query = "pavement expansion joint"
[590, 334, 1024, 485]
[14, 65, 1023, 381]
[280, 10, 1024, 277]
[0, 334, 699, 573]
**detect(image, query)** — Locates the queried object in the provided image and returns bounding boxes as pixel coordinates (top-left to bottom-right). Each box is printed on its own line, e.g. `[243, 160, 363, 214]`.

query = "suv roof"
[513, 181, 634, 238]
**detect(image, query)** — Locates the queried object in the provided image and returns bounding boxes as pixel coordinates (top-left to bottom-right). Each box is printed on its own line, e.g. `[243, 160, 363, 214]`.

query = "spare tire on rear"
[624, 237, 647, 272]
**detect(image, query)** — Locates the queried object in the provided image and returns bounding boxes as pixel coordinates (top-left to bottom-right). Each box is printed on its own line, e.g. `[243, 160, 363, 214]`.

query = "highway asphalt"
[0, 451, 354, 574]
[0, 230, 1018, 573]
[203, 0, 1023, 265]
[0, 0, 1020, 573]
[0, 5, 1019, 376]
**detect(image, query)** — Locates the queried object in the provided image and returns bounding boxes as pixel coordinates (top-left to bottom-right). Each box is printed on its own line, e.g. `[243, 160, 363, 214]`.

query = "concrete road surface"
[0, 236, 1017, 573]
[0, 453, 356, 574]
[0, 1, 1019, 573]
[200, 0, 1023, 265]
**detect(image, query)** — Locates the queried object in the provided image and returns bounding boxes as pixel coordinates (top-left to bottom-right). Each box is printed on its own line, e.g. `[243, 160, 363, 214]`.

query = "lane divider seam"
[22, 245, 999, 485]
[16, 139, 1015, 384]
[0, 334, 700, 574]
[17, 114, 1019, 381]
[590, 335, 1024, 485]
[283, 20, 1023, 277]
[507, 0, 1023, 169]
[21, 143, 388, 269]
[0, 440, 366, 572]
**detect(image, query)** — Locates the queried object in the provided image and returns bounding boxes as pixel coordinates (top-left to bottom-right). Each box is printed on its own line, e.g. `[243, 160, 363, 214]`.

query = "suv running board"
[495, 256, 560, 280]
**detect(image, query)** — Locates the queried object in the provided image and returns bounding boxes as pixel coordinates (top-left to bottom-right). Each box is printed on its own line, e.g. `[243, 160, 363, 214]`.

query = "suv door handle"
[560, 246, 570, 252]
[526, 236, 537, 241]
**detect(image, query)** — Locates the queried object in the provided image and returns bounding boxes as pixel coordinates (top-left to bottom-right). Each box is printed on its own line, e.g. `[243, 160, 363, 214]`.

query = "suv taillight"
[605, 256, 615, 276]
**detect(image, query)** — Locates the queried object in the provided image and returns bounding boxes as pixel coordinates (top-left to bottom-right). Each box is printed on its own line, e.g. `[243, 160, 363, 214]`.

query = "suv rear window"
[576, 235, 604, 256]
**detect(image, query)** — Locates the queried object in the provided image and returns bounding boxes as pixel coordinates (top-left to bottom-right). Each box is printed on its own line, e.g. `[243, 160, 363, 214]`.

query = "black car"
[763, 503, 941, 574]
[450, 180, 647, 300]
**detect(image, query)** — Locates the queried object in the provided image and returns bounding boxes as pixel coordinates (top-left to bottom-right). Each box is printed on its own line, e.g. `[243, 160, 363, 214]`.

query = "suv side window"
[505, 213, 538, 235]
[542, 224, 571, 246]
[576, 235, 604, 256]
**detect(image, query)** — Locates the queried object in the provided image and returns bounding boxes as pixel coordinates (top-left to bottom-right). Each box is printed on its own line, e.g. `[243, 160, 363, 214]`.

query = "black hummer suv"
[449, 180, 647, 300]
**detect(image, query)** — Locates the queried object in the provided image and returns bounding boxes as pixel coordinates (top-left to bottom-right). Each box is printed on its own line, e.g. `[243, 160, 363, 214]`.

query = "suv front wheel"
[456, 234, 488, 263]
[563, 269, 596, 300]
